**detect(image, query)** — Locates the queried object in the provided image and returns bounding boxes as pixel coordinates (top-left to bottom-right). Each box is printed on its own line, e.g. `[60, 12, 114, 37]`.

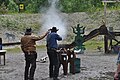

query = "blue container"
[113, 45, 120, 54]
[70, 58, 81, 73]
[0, 44, 2, 50]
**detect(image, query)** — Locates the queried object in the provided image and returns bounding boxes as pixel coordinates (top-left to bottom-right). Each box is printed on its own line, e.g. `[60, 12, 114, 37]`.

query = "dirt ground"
[0, 49, 118, 80]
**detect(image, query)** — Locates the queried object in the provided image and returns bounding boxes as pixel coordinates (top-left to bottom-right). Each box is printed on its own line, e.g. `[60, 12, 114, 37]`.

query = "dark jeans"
[24, 52, 37, 80]
[47, 48, 60, 78]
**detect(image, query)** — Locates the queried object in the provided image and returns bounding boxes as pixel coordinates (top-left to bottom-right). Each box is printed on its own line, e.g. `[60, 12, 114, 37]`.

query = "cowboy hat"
[25, 28, 32, 34]
[50, 27, 59, 32]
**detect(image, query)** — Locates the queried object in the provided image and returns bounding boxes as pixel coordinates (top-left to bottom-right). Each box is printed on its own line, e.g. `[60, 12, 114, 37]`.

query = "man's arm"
[56, 34, 62, 41]
[32, 30, 50, 41]
[114, 64, 120, 79]
[117, 64, 120, 72]
[39, 30, 50, 40]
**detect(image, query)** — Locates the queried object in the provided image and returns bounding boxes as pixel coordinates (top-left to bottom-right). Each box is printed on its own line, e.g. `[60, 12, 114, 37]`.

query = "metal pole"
[104, 1, 107, 24]
[102, 0, 120, 24]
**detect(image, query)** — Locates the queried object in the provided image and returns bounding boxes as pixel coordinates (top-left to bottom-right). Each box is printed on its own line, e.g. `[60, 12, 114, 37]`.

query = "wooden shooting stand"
[104, 31, 120, 53]
[0, 50, 6, 65]
[0, 38, 6, 65]
[59, 49, 76, 75]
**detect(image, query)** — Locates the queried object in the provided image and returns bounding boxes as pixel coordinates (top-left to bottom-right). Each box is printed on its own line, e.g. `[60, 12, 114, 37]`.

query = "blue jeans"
[47, 48, 60, 78]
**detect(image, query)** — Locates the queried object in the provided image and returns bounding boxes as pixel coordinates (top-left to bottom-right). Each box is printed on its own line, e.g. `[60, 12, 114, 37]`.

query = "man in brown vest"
[21, 28, 50, 80]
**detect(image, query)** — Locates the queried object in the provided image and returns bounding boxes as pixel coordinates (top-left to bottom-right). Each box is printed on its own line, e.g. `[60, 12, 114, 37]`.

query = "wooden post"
[109, 27, 114, 50]
[104, 35, 108, 53]
[102, 0, 120, 53]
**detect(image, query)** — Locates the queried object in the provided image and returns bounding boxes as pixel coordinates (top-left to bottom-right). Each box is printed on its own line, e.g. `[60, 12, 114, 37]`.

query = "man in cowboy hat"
[21, 28, 50, 80]
[46, 27, 62, 80]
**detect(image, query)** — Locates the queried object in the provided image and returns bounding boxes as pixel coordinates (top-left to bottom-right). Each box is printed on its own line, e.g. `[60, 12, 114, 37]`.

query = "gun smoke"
[40, 0, 67, 39]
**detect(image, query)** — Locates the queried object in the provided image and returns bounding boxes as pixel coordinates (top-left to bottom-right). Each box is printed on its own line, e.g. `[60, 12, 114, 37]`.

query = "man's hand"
[114, 72, 118, 80]
[47, 29, 51, 33]
[48, 29, 51, 31]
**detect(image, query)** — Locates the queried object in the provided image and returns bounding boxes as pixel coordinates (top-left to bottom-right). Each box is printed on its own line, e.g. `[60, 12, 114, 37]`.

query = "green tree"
[25, 0, 48, 13]
[7, 0, 18, 12]
[0, 0, 119, 13]
[59, 0, 92, 13]
[0, 0, 9, 6]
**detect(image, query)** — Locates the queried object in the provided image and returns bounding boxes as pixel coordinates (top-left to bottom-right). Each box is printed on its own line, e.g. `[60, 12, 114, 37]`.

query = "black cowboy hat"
[50, 27, 59, 31]
[25, 28, 32, 34]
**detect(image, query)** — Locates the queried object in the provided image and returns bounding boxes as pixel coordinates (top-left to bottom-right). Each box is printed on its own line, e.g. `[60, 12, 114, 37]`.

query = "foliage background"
[0, 0, 120, 50]
[0, 0, 120, 14]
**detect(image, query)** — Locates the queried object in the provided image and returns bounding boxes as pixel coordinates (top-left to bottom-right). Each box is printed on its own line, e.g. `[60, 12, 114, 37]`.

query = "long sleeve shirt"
[46, 32, 62, 49]
[21, 32, 48, 52]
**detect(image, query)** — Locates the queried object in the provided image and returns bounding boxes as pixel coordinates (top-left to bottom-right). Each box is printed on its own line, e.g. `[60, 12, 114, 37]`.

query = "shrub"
[0, 2, 8, 14]
[7, 0, 18, 13]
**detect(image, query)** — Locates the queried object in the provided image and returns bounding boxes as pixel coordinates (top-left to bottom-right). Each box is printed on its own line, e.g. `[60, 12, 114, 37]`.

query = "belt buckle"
[51, 48, 56, 50]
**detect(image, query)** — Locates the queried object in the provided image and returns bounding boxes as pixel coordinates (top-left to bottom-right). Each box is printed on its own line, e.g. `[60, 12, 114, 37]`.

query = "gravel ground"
[0, 49, 118, 80]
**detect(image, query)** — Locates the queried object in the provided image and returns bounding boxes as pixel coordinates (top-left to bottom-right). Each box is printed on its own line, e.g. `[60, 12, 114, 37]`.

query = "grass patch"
[84, 39, 104, 50]
[36, 45, 46, 49]
[4, 39, 116, 53]
[5, 46, 21, 54]
[4, 45, 46, 54]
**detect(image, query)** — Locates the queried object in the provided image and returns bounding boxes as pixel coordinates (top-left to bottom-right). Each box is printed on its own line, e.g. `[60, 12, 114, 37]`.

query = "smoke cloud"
[40, 0, 67, 39]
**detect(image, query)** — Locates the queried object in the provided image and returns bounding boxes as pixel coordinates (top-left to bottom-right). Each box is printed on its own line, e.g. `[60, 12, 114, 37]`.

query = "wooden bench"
[0, 50, 6, 65]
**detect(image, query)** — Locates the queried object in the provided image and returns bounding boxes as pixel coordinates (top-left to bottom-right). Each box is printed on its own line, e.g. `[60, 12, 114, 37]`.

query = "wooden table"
[0, 50, 6, 65]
